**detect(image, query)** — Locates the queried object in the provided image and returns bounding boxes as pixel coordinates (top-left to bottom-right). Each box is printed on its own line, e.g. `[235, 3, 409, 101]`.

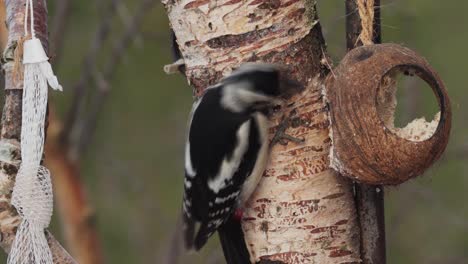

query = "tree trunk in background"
[46, 110, 104, 264]
[0, 1, 7, 51]
[162, 0, 361, 263]
[0, 0, 76, 263]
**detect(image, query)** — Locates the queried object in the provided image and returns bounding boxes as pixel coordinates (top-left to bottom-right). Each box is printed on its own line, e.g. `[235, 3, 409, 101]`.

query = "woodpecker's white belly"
[239, 112, 269, 205]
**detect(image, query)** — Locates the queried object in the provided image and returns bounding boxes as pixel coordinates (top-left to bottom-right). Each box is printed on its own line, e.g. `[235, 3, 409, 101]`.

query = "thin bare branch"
[159, 216, 184, 264]
[50, 0, 72, 65]
[73, 0, 158, 157]
[60, 0, 122, 147]
[116, 2, 143, 48]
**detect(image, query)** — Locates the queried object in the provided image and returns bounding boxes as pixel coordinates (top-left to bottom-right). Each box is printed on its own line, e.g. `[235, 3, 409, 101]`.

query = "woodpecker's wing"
[182, 88, 263, 250]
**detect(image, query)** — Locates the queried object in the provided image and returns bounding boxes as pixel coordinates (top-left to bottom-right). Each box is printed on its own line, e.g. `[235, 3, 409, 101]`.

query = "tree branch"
[0, 0, 76, 262]
[0, 1, 7, 51]
[60, 0, 122, 147]
[45, 109, 104, 264]
[45, 1, 157, 262]
[345, 1, 385, 263]
[158, 216, 184, 264]
[50, 0, 72, 65]
[73, 0, 158, 158]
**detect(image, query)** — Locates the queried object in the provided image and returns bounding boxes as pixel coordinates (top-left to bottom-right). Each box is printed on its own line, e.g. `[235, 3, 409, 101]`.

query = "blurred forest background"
[1, 0, 467, 263]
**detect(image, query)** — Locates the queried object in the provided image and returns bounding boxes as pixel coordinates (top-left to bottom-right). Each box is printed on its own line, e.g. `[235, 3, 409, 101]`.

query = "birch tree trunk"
[162, 0, 361, 263]
[0, 0, 76, 263]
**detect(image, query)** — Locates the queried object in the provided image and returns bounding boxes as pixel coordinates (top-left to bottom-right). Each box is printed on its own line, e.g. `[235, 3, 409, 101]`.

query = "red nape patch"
[233, 208, 244, 221]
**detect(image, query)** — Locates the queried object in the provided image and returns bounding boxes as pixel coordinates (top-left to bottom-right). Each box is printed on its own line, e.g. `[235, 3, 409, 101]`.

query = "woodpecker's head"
[220, 63, 303, 113]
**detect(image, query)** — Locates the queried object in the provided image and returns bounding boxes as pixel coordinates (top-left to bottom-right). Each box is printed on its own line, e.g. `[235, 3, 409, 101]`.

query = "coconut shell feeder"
[326, 43, 451, 185]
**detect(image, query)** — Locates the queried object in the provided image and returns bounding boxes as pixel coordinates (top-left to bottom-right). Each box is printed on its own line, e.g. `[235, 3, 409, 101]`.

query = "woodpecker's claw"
[270, 115, 305, 147]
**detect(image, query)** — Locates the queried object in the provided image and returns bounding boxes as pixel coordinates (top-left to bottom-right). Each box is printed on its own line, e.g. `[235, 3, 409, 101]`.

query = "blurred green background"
[3, 0, 467, 263]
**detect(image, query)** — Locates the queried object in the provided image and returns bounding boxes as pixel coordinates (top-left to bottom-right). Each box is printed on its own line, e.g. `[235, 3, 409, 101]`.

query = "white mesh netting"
[7, 61, 59, 264]
[8, 165, 53, 264]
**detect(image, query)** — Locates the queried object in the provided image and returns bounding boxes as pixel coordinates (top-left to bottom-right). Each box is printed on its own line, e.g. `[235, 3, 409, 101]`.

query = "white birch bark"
[162, 0, 361, 262]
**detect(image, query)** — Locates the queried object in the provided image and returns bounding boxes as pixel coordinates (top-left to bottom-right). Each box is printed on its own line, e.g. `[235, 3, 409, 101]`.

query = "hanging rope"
[356, 0, 375, 45]
[7, 0, 62, 263]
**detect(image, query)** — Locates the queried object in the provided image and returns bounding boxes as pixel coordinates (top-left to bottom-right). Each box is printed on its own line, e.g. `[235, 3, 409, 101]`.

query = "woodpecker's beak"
[279, 76, 304, 99]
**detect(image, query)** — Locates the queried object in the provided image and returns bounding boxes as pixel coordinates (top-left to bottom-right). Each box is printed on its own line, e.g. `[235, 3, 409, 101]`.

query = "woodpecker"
[182, 63, 302, 263]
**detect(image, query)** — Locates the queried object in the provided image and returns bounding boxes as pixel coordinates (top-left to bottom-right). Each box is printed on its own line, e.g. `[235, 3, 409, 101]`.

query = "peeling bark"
[163, 0, 361, 263]
[0, 0, 76, 263]
[243, 86, 360, 263]
[165, 0, 320, 93]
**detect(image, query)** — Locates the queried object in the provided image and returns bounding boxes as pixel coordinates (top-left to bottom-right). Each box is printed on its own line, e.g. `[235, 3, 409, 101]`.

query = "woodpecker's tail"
[218, 217, 251, 264]
[182, 210, 195, 250]
[183, 212, 216, 251]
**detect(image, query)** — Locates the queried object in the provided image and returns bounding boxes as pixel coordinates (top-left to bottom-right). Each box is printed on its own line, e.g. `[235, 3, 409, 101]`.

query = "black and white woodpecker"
[182, 63, 303, 263]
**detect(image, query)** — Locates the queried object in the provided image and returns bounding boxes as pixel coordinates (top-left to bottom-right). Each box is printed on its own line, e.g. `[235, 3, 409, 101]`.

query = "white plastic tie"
[22, 38, 47, 64]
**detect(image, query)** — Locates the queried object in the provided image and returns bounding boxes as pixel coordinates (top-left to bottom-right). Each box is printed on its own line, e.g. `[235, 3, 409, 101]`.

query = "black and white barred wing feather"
[182, 88, 263, 251]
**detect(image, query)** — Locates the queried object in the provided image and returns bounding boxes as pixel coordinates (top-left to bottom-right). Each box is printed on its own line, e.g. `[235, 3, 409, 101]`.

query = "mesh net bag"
[7, 1, 62, 263]
[9, 165, 53, 264]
